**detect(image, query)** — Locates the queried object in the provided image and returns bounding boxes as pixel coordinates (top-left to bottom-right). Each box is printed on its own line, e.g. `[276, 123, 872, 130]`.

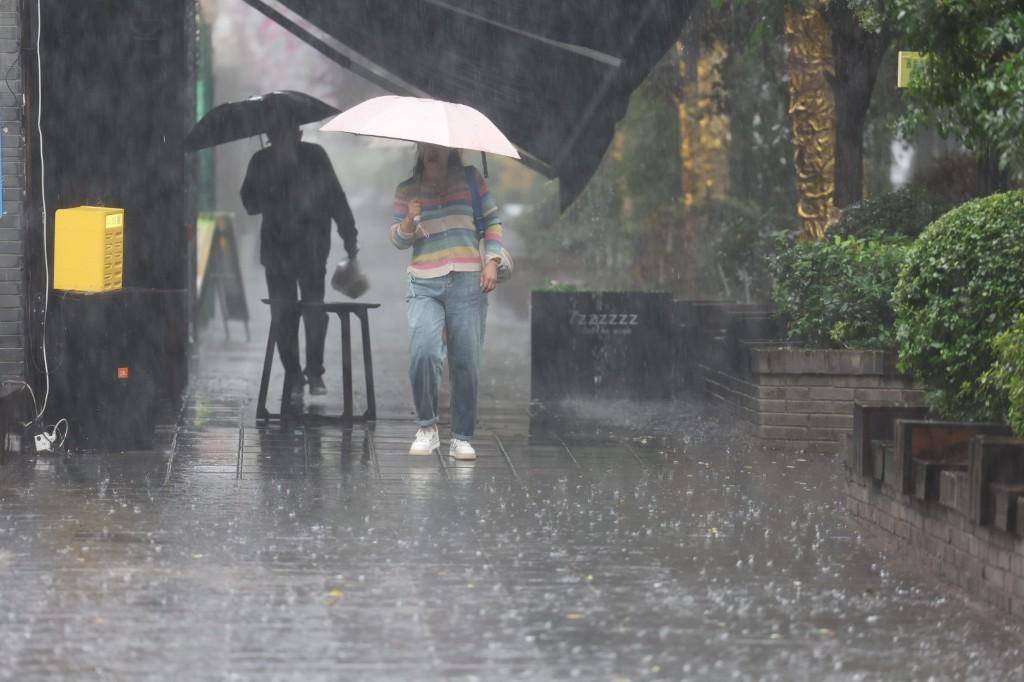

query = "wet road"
[2, 217, 1023, 680]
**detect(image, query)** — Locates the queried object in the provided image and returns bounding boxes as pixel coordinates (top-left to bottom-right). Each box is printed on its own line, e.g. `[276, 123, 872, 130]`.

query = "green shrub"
[769, 234, 909, 350]
[984, 315, 1024, 435]
[893, 190, 1024, 421]
[831, 185, 953, 240]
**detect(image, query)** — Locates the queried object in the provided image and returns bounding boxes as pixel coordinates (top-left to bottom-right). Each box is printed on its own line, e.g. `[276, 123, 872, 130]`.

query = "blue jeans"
[406, 272, 488, 440]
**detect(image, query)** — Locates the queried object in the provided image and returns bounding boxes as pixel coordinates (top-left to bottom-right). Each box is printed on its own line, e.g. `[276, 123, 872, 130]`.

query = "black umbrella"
[184, 90, 339, 151]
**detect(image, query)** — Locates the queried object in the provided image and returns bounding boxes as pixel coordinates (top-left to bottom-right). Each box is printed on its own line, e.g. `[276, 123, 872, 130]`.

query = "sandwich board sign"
[196, 212, 249, 340]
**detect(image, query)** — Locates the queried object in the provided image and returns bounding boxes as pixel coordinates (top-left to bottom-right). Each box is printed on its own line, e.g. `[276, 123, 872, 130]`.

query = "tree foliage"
[894, 0, 1024, 176]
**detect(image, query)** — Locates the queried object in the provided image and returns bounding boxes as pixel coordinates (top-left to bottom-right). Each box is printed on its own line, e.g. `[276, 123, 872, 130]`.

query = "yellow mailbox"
[53, 206, 124, 292]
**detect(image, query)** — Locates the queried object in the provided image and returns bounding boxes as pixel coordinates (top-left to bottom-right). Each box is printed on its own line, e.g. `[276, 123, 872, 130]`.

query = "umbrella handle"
[480, 151, 488, 178]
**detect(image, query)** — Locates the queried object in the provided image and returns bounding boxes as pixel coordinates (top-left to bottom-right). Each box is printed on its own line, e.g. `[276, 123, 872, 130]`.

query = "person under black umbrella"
[240, 122, 358, 402]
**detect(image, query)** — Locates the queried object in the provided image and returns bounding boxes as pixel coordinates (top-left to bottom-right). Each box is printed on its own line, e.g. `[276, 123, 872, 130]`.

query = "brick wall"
[0, 0, 24, 387]
[703, 348, 924, 455]
[847, 476, 1024, 619]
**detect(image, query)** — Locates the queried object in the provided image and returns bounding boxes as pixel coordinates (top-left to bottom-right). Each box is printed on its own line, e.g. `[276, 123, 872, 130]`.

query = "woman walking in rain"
[390, 143, 505, 460]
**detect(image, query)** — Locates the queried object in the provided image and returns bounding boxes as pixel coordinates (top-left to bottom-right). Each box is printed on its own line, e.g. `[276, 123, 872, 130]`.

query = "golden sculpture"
[785, 4, 836, 241]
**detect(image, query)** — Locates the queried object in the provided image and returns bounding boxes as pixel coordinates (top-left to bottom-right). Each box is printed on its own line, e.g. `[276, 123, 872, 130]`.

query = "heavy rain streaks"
[1, 0, 1023, 680]
[3, 215, 1024, 679]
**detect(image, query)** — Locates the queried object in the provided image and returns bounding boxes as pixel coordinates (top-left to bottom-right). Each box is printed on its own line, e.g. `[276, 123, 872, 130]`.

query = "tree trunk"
[978, 150, 1010, 196]
[823, 3, 892, 208]
[831, 66, 871, 207]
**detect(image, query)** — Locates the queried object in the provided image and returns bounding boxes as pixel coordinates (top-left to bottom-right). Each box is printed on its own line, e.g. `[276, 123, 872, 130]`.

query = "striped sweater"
[390, 165, 504, 278]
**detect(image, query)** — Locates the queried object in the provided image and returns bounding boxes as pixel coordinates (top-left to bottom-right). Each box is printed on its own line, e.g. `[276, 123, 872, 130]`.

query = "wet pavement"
[2, 222, 1024, 680]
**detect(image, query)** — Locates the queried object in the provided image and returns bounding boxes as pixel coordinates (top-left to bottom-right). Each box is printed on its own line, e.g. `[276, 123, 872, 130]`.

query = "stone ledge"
[749, 347, 897, 376]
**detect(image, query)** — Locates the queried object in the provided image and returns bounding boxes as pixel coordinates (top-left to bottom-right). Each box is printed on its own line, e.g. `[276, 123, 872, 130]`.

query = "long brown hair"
[413, 145, 463, 177]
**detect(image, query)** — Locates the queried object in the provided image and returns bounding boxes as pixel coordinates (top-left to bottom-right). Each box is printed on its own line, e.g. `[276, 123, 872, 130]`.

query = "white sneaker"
[449, 438, 477, 461]
[409, 427, 439, 456]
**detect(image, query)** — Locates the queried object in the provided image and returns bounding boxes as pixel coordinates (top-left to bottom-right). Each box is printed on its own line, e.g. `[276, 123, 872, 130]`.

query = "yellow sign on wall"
[53, 206, 124, 292]
[898, 51, 927, 88]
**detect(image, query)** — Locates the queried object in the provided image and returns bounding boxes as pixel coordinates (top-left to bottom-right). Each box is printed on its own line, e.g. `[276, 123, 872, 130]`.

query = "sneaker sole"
[449, 451, 477, 461]
[409, 444, 439, 456]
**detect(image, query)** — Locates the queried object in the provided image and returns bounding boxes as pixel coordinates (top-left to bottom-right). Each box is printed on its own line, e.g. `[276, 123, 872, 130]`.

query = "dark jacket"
[240, 141, 357, 271]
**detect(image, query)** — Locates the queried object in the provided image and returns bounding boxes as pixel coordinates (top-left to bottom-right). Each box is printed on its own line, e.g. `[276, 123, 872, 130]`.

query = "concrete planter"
[700, 343, 923, 455]
[673, 300, 924, 454]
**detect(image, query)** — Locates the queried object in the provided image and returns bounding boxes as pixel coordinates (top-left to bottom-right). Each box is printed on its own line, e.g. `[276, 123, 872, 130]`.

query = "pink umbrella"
[320, 96, 521, 159]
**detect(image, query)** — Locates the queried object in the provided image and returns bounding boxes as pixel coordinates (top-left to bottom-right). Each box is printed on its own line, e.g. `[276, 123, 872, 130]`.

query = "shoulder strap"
[464, 166, 486, 241]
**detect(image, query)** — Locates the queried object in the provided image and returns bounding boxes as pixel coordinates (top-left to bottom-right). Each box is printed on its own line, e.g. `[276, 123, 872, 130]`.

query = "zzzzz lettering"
[569, 311, 639, 327]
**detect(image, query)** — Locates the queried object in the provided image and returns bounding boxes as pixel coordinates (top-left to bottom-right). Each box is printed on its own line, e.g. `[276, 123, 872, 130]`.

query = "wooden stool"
[256, 299, 380, 422]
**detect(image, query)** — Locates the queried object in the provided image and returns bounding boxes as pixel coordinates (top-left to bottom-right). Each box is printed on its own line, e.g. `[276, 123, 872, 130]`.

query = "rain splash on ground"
[1, 216, 1022, 680]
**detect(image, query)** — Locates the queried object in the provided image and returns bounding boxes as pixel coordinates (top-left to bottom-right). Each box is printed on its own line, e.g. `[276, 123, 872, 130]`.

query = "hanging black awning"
[241, 0, 694, 209]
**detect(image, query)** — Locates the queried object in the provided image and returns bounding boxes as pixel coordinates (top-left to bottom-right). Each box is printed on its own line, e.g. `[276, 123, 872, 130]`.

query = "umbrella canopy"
[320, 96, 521, 159]
[185, 90, 339, 151]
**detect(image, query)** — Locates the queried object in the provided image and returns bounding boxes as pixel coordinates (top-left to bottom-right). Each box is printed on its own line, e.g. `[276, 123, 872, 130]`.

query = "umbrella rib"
[420, 0, 623, 68]
[514, 150, 555, 179]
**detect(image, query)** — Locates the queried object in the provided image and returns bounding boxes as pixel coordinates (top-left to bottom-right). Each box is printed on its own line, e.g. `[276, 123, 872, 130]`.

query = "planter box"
[968, 436, 1024, 526]
[850, 403, 929, 480]
[677, 303, 926, 455]
[699, 345, 923, 455]
[892, 420, 1012, 499]
[530, 291, 673, 402]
